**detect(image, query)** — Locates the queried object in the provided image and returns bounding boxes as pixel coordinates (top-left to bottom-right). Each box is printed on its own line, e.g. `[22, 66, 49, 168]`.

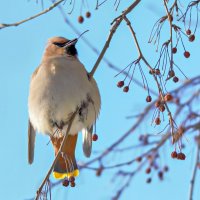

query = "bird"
[28, 36, 101, 179]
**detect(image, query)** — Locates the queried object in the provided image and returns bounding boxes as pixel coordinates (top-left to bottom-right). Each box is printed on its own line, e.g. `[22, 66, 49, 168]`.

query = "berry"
[189, 34, 195, 42]
[159, 105, 165, 112]
[149, 69, 155, 75]
[155, 100, 161, 108]
[163, 166, 169, 172]
[172, 47, 177, 54]
[62, 179, 69, 187]
[96, 167, 103, 176]
[173, 76, 179, 83]
[85, 11, 91, 18]
[145, 167, 151, 174]
[146, 178, 152, 183]
[155, 69, 160, 75]
[78, 16, 84, 23]
[164, 93, 173, 102]
[69, 176, 75, 182]
[117, 81, 124, 88]
[123, 86, 129, 93]
[177, 152, 186, 160]
[186, 29, 191, 35]
[146, 95, 152, 102]
[92, 134, 98, 141]
[184, 51, 190, 58]
[136, 156, 142, 162]
[171, 151, 177, 158]
[70, 182, 76, 187]
[158, 171, 163, 180]
[155, 117, 161, 125]
[168, 70, 175, 77]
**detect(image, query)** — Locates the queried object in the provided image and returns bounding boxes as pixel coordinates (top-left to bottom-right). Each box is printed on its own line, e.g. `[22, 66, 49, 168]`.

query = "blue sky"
[0, 0, 199, 200]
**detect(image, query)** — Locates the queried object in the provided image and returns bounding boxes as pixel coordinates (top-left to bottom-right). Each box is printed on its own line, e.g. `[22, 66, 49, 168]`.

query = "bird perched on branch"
[28, 36, 101, 179]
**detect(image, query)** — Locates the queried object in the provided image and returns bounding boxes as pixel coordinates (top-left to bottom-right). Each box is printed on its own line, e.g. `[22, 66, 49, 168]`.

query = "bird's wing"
[82, 126, 93, 157]
[28, 120, 36, 164]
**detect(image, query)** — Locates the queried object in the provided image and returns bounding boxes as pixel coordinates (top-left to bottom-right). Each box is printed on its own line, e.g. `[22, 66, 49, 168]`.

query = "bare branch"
[34, 108, 78, 200]
[0, 0, 64, 29]
[88, 0, 141, 78]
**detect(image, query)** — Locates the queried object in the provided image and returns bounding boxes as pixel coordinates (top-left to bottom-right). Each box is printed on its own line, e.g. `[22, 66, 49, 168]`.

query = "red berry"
[173, 76, 179, 83]
[159, 105, 165, 112]
[158, 171, 163, 180]
[164, 93, 173, 102]
[171, 151, 177, 158]
[186, 29, 191, 35]
[177, 152, 186, 160]
[155, 100, 161, 108]
[85, 11, 91, 18]
[117, 81, 124, 88]
[189, 34, 195, 42]
[136, 156, 142, 162]
[172, 47, 177, 54]
[78, 16, 84, 23]
[149, 69, 155, 75]
[146, 95, 152, 102]
[163, 166, 169, 172]
[145, 167, 151, 174]
[96, 167, 103, 176]
[155, 69, 161, 75]
[92, 134, 98, 141]
[123, 86, 129, 93]
[69, 176, 75, 182]
[184, 51, 190, 58]
[168, 70, 175, 77]
[155, 117, 161, 125]
[70, 182, 76, 187]
[62, 179, 69, 187]
[146, 178, 152, 183]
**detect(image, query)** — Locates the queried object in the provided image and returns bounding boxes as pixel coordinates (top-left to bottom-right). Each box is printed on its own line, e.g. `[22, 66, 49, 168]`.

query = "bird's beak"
[64, 38, 78, 47]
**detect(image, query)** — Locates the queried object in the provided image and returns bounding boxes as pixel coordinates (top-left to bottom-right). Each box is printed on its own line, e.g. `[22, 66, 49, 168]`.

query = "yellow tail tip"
[53, 169, 79, 179]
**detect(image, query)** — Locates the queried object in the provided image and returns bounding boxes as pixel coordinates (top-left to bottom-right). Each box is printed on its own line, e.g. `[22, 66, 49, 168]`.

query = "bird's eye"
[53, 42, 66, 47]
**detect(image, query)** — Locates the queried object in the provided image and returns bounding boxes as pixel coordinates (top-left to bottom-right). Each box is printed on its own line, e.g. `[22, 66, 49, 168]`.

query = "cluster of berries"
[78, 12, 91, 23]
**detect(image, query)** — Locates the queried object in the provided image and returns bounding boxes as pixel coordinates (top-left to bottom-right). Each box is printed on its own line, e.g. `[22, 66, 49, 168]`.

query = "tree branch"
[34, 108, 78, 200]
[88, 0, 141, 78]
[0, 0, 64, 29]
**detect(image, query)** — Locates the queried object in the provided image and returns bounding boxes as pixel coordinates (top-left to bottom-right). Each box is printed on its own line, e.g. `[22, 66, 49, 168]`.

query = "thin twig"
[88, 0, 141, 78]
[188, 138, 200, 200]
[0, 0, 64, 29]
[34, 108, 78, 200]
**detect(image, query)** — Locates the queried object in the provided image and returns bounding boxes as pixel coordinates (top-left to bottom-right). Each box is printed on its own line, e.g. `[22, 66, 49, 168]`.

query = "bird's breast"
[28, 57, 101, 135]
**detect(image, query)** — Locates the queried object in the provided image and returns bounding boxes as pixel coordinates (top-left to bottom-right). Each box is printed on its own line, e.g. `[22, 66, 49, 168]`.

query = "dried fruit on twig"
[159, 105, 165, 112]
[146, 95, 152, 102]
[189, 34, 195, 42]
[177, 152, 186, 160]
[186, 29, 191, 35]
[155, 117, 161, 125]
[172, 47, 177, 54]
[173, 76, 179, 83]
[123, 86, 129, 93]
[145, 167, 151, 174]
[171, 151, 177, 158]
[85, 11, 91, 18]
[78, 16, 84, 23]
[168, 70, 175, 77]
[164, 93, 173, 102]
[117, 81, 124, 88]
[184, 51, 190, 58]
[92, 134, 98, 141]
[62, 179, 69, 187]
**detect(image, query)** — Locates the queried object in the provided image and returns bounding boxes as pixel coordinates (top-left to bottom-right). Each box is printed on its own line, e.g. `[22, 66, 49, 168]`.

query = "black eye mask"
[53, 42, 67, 48]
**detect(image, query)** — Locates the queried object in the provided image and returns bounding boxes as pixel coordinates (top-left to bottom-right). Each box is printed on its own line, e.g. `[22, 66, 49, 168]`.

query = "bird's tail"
[51, 134, 79, 179]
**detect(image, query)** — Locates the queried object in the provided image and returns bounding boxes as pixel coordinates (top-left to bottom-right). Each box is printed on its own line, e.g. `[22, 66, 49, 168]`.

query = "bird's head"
[43, 37, 78, 59]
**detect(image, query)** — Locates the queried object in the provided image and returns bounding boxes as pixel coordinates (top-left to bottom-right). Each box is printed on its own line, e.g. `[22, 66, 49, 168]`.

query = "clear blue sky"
[0, 0, 199, 200]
